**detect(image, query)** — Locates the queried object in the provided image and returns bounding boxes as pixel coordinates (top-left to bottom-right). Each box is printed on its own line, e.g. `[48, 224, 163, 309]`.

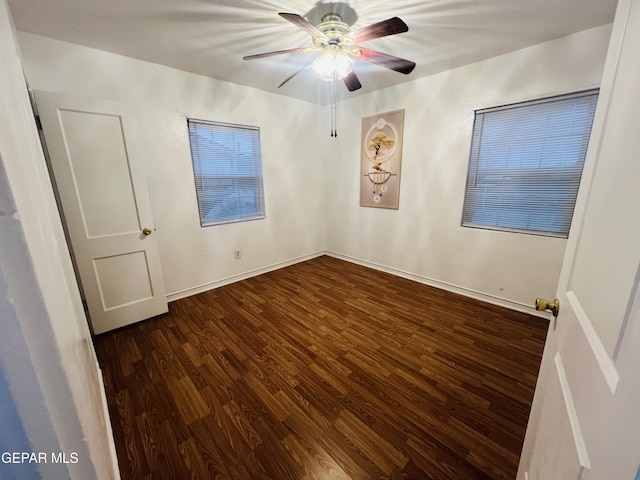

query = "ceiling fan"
[242, 11, 416, 92]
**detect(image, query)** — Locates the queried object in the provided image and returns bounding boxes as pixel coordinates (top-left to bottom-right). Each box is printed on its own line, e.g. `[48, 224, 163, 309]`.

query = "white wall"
[0, 1, 117, 478]
[17, 32, 328, 299]
[325, 25, 612, 311]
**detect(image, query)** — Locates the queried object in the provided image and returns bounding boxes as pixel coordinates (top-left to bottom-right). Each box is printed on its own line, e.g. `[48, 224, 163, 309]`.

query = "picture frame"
[360, 109, 404, 209]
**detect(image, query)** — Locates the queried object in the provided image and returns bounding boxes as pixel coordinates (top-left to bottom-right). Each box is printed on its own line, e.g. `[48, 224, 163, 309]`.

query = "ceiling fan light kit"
[310, 46, 355, 80]
[243, 9, 416, 136]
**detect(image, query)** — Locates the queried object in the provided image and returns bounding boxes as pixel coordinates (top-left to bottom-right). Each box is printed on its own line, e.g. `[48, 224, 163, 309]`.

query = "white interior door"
[34, 91, 168, 334]
[518, 1, 640, 478]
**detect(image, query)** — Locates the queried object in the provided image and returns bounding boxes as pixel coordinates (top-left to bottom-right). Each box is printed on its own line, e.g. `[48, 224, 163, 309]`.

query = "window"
[462, 90, 598, 237]
[187, 119, 265, 226]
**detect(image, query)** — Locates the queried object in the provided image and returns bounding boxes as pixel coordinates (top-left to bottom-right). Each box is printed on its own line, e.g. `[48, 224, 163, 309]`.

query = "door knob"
[535, 297, 560, 317]
[142, 228, 152, 236]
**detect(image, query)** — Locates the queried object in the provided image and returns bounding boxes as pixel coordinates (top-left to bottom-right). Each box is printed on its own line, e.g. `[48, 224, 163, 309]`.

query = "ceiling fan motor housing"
[316, 13, 353, 49]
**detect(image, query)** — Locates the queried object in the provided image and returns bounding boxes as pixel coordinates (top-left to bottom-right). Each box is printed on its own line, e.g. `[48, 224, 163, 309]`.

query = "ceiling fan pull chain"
[332, 97, 336, 138]
[334, 71, 338, 137]
[330, 73, 335, 137]
[331, 71, 338, 137]
[332, 76, 335, 137]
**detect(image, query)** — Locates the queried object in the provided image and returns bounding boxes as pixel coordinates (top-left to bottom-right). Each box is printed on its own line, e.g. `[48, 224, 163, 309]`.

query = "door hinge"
[34, 115, 43, 131]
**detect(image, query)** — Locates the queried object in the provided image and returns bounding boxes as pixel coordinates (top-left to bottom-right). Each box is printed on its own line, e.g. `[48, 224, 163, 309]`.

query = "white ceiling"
[9, 0, 617, 105]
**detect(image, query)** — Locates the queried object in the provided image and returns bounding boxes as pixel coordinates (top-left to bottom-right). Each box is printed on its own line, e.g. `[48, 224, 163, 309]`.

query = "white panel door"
[35, 91, 168, 334]
[518, 1, 640, 478]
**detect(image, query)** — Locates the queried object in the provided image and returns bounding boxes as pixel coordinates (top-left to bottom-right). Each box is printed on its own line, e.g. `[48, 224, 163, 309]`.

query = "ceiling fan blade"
[279, 13, 326, 39]
[278, 60, 315, 88]
[342, 72, 362, 92]
[243, 47, 308, 61]
[356, 47, 416, 75]
[349, 17, 409, 43]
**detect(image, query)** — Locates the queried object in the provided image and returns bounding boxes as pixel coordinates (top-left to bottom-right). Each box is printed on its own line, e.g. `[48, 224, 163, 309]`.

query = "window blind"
[187, 119, 265, 226]
[462, 90, 598, 237]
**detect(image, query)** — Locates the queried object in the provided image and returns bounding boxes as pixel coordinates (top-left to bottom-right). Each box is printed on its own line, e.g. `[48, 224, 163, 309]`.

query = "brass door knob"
[142, 228, 152, 236]
[536, 297, 560, 317]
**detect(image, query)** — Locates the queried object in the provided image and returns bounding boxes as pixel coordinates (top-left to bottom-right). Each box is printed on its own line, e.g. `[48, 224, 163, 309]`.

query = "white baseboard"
[166, 251, 325, 302]
[325, 251, 549, 320]
[166, 249, 549, 321]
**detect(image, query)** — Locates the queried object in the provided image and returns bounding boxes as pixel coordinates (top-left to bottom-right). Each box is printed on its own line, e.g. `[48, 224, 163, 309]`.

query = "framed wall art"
[360, 109, 404, 209]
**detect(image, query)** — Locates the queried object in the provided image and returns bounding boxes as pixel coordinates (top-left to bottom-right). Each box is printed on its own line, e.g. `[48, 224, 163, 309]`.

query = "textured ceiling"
[9, 0, 617, 104]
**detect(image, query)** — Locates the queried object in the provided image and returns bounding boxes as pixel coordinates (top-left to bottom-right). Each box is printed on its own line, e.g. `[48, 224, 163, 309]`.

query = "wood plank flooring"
[93, 255, 548, 480]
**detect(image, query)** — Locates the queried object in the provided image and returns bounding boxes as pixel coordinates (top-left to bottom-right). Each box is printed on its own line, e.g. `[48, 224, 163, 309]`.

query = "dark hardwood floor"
[93, 255, 548, 480]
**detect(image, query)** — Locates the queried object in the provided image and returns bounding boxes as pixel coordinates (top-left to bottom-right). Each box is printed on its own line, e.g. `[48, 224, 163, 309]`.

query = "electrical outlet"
[234, 250, 241, 260]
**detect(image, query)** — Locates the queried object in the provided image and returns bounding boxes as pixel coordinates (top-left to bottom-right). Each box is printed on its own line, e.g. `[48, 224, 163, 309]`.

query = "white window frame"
[461, 90, 599, 238]
[187, 118, 265, 227]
